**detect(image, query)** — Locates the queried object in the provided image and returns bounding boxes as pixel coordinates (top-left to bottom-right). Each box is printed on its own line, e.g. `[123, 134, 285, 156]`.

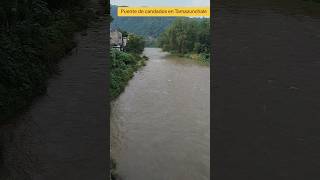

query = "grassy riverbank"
[0, 0, 97, 125]
[110, 33, 147, 99]
[110, 34, 147, 179]
[170, 52, 210, 65]
[109, 51, 147, 179]
[185, 53, 210, 64]
[110, 158, 118, 180]
[110, 49, 147, 100]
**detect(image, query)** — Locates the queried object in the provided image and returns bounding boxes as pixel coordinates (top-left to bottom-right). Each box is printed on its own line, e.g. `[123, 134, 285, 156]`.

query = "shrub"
[110, 49, 145, 99]
[124, 34, 145, 54]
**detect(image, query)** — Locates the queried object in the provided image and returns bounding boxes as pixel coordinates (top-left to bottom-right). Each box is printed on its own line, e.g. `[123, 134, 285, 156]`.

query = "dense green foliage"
[158, 17, 210, 62]
[110, 14, 146, 99]
[110, 5, 175, 39]
[110, 49, 146, 99]
[0, 0, 95, 123]
[124, 34, 145, 54]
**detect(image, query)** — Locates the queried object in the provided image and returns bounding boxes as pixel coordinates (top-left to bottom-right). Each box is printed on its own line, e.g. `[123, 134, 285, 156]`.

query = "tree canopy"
[158, 17, 210, 55]
[125, 34, 145, 54]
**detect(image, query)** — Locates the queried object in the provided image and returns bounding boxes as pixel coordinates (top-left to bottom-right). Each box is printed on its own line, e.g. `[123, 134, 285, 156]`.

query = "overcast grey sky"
[110, 0, 210, 6]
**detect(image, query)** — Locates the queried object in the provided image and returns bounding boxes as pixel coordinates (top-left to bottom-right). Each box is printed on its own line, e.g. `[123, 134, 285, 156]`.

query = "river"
[111, 48, 210, 180]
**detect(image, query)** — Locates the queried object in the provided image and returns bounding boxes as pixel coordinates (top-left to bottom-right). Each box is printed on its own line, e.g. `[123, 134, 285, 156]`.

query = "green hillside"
[111, 5, 176, 38]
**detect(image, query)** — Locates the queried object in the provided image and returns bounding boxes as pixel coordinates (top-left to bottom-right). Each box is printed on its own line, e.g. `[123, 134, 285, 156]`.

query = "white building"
[110, 28, 127, 51]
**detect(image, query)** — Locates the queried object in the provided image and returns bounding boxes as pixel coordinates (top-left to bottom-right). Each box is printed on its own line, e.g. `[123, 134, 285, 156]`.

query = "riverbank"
[183, 53, 210, 65]
[110, 49, 148, 180]
[110, 49, 148, 100]
[110, 158, 119, 180]
[166, 52, 210, 66]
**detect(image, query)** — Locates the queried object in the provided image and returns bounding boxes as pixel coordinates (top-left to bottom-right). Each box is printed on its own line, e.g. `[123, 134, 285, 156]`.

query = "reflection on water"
[111, 48, 210, 180]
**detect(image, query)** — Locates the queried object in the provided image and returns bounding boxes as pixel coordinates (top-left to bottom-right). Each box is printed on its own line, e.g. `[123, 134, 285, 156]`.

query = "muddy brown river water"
[111, 48, 210, 180]
[1, 1, 320, 179]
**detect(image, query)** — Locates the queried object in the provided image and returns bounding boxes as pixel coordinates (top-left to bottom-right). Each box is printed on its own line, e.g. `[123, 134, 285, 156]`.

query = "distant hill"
[111, 5, 176, 38]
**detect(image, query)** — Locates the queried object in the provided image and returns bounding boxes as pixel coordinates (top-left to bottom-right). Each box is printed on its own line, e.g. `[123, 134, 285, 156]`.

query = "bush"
[124, 34, 145, 54]
[158, 17, 210, 55]
[110, 49, 146, 99]
[199, 53, 210, 62]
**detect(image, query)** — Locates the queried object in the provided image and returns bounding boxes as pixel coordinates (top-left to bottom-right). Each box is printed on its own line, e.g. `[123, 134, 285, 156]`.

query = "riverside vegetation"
[109, 28, 146, 180]
[158, 17, 210, 64]
[0, 0, 97, 124]
[110, 33, 146, 100]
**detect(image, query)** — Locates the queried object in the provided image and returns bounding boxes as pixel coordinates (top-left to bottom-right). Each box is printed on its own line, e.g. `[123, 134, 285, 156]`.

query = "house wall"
[110, 31, 122, 45]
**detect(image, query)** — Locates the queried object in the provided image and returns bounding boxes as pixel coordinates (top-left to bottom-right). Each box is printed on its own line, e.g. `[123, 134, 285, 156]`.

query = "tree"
[158, 17, 210, 55]
[125, 34, 145, 54]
